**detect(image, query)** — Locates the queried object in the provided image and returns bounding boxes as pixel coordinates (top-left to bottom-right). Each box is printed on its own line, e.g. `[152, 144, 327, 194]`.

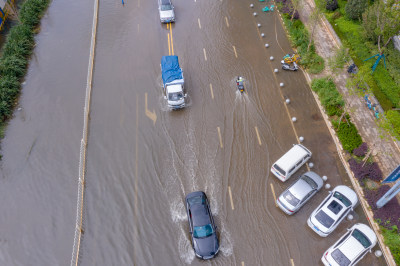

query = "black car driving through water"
[185, 191, 219, 259]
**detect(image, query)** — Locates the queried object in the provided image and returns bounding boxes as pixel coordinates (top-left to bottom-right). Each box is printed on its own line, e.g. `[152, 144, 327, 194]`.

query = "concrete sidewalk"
[292, 0, 400, 265]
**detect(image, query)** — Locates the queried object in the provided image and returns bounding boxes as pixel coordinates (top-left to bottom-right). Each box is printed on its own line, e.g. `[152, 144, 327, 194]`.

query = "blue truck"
[161, 55, 186, 109]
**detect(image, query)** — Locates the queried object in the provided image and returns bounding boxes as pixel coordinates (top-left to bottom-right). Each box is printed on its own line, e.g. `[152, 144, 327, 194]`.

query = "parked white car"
[307, 185, 358, 237]
[158, 0, 175, 23]
[321, 223, 377, 266]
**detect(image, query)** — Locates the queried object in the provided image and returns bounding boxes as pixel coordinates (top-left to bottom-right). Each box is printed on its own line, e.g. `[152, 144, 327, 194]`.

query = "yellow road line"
[135, 95, 139, 216]
[210, 83, 214, 99]
[198, 18, 201, 29]
[228, 186, 234, 210]
[225, 16, 229, 27]
[169, 24, 174, 55]
[167, 23, 169, 30]
[255, 126, 262, 145]
[167, 33, 171, 55]
[203, 48, 207, 61]
[217, 126, 223, 148]
[233, 45, 238, 58]
[242, 262, 245, 266]
[270, 183, 278, 207]
[290, 259, 295, 266]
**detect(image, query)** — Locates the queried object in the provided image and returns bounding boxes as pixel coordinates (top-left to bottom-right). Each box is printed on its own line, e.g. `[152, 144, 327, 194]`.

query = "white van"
[271, 144, 312, 182]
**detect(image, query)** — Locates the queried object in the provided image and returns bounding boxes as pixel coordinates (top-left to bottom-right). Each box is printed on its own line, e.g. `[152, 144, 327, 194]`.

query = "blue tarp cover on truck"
[161, 55, 183, 84]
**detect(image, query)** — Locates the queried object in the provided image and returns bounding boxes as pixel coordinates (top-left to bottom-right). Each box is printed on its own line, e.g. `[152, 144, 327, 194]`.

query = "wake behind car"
[321, 223, 377, 266]
[307, 185, 358, 237]
[158, 0, 175, 23]
[277, 171, 323, 215]
[185, 191, 219, 260]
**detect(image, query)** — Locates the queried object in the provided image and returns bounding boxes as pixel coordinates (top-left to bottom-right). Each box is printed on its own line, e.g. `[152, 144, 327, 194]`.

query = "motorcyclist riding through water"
[237, 76, 244, 93]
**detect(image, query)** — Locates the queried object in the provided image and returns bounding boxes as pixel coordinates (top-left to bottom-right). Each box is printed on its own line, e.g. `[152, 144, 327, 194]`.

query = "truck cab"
[166, 84, 185, 109]
[158, 0, 175, 23]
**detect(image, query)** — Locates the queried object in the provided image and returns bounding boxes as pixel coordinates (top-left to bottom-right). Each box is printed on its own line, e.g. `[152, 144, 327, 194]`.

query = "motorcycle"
[237, 76, 245, 93]
[281, 61, 299, 71]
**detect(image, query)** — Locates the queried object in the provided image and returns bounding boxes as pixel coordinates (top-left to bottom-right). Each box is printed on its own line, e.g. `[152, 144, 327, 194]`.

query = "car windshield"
[352, 229, 372, 248]
[273, 164, 286, 176]
[333, 191, 352, 207]
[302, 175, 317, 189]
[327, 200, 343, 215]
[193, 224, 214, 238]
[315, 210, 335, 228]
[331, 249, 351, 266]
[283, 190, 300, 206]
[160, 4, 172, 11]
[168, 92, 183, 101]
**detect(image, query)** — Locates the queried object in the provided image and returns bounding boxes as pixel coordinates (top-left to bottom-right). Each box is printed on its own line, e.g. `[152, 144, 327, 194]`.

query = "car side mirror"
[184, 93, 187, 97]
[328, 191, 332, 194]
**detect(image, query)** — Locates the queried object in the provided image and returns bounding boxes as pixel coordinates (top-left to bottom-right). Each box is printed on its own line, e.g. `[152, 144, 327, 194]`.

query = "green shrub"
[0, 0, 50, 125]
[311, 78, 345, 116]
[380, 110, 400, 141]
[373, 68, 400, 108]
[333, 116, 363, 152]
[345, 0, 368, 20]
[381, 226, 400, 264]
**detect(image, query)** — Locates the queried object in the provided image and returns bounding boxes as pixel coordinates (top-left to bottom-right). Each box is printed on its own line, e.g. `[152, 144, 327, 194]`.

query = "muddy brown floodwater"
[0, 0, 387, 265]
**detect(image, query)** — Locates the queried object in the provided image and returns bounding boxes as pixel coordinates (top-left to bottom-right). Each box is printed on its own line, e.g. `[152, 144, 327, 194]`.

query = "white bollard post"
[299, 136, 304, 142]
[292, 117, 297, 122]
[265, 43, 269, 48]
[274, 68, 279, 73]
[325, 184, 331, 189]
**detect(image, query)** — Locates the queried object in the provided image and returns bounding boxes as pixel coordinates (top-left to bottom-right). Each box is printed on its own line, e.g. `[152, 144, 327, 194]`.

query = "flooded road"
[0, 0, 386, 265]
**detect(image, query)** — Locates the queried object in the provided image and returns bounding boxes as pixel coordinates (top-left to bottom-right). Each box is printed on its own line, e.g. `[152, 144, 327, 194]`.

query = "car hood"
[193, 234, 219, 257]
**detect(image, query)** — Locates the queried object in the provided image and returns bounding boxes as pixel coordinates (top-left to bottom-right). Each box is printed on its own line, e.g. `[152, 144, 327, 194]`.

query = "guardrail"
[70, 0, 99, 265]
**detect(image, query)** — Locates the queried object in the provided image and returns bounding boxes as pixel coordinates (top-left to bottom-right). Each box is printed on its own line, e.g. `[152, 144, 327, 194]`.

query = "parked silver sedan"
[276, 171, 324, 215]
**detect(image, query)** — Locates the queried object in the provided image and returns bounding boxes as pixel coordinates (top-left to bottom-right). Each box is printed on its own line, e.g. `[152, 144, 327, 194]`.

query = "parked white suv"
[158, 0, 175, 23]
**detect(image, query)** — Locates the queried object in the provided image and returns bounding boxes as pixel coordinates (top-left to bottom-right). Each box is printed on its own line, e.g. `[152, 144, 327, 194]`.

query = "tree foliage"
[345, 0, 368, 20]
[362, 0, 400, 53]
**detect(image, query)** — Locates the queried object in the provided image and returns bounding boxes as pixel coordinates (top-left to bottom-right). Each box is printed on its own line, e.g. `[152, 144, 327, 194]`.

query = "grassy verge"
[281, 14, 325, 73]
[0, 0, 50, 141]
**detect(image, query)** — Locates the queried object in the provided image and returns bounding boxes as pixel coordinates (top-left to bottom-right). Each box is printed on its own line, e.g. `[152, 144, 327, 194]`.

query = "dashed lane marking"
[228, 186, 234, 210]
[233, 45, 238, 58]
[203, 48, 207, 61]
[242, 262, 244, 266]
[291, 259, 295, 266]
[255, 126, 262, 145]
[210, 83, 214, 99]
[217, 126, 223, 148]
[270, 183, 278, 207]
[169, 23, 174, 55]
[225, 16, 229, 27]
[198, 18, 201, 29]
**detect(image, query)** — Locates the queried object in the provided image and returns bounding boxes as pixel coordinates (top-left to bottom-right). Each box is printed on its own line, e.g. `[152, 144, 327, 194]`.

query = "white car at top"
[307, 185, 358, 237]
[321, 223, 377, 266]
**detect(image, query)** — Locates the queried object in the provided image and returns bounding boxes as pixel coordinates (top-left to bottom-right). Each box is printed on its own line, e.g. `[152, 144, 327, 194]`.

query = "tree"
[290, 0, 301, 21]
[362, 0, 400, 55]
[307, 9, 321, 52]
[328, 45, 350, 76]
[345, 0, 368, 20]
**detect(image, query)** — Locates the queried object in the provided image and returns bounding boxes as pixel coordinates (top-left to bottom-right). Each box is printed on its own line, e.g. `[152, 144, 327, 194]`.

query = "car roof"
[288, 178, 313, 200]
[275, 144, 311, 171]
[191, 204, 211, 226]
[303, 171, 324, 188]
[160, 0, 171, 5]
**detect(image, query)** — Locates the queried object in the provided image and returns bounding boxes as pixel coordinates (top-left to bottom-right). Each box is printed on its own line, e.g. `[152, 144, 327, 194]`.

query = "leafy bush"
[382, 110, 400, 141]
[326, 0, 339, 11]
[0, 0, 50, 125]
[333, 117, 362, 152]
[381, 227, 400, 264]
[353, 142, 368, 157]
[311, 78, 344, 116]
[345, 0, 368, 20]
[348, 158, 382, 181]
[276, 0, 300, 19]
